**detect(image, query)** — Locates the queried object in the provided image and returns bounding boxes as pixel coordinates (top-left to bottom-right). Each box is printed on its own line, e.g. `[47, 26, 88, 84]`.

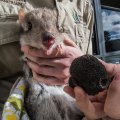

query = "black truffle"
[69, 55, 111, 95]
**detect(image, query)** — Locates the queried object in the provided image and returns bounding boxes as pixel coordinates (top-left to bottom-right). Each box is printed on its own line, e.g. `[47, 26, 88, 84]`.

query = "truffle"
[69, 55, 111, 95]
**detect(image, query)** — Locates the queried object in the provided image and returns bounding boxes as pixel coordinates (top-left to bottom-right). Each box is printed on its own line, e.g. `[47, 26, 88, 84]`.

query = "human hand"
[64, 61, 120, 119]
[21, 38, 83, 85]
[103, 61, 120, 119]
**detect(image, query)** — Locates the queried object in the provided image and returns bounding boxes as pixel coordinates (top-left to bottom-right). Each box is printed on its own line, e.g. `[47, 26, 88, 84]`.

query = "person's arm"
[64, 62, 120, 119]
[21, 38, 83, 85]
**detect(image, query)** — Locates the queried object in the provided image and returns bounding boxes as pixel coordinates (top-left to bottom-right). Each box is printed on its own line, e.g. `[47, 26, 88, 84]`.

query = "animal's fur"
[19, 8, 83, 120]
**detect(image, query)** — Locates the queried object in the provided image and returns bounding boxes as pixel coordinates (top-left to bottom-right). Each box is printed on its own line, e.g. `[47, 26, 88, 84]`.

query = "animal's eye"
[27, 22, 32, 31]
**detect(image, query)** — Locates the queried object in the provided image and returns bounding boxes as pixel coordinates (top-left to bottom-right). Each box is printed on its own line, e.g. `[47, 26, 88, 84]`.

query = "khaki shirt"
[56, 0, 94, 54]
[0, 0, 94, 117]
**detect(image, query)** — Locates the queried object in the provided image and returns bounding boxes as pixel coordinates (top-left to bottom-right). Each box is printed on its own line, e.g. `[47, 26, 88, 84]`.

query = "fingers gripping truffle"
[69, 55, 111, 95]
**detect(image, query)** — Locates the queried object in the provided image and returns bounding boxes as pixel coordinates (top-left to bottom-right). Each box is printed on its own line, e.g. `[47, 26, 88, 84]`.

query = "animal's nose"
[42, 32, 55, 48]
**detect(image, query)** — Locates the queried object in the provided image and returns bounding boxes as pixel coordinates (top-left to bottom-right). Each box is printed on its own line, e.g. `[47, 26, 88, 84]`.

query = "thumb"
[74, 87, 95, 115]
[74, 87, 105, 119]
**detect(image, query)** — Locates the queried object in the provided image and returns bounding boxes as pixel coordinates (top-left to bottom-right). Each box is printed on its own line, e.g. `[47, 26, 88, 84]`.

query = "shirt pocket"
[0, 15, 22, 45]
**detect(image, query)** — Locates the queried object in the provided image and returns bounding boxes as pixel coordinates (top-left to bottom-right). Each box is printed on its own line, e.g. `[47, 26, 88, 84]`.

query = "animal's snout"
[42, 32, 55, 49]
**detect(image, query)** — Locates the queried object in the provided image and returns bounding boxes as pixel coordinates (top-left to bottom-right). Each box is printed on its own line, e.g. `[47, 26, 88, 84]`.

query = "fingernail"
[21, 46, 25, 52]
[63, 86, 69, 93]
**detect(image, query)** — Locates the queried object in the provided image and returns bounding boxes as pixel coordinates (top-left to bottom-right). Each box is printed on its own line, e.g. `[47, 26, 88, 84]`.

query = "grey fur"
[20, 8, 83, 120]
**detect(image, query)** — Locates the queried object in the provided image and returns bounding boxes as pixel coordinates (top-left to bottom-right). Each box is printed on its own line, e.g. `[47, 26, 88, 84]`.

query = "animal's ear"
[18, 9, 26, 23]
